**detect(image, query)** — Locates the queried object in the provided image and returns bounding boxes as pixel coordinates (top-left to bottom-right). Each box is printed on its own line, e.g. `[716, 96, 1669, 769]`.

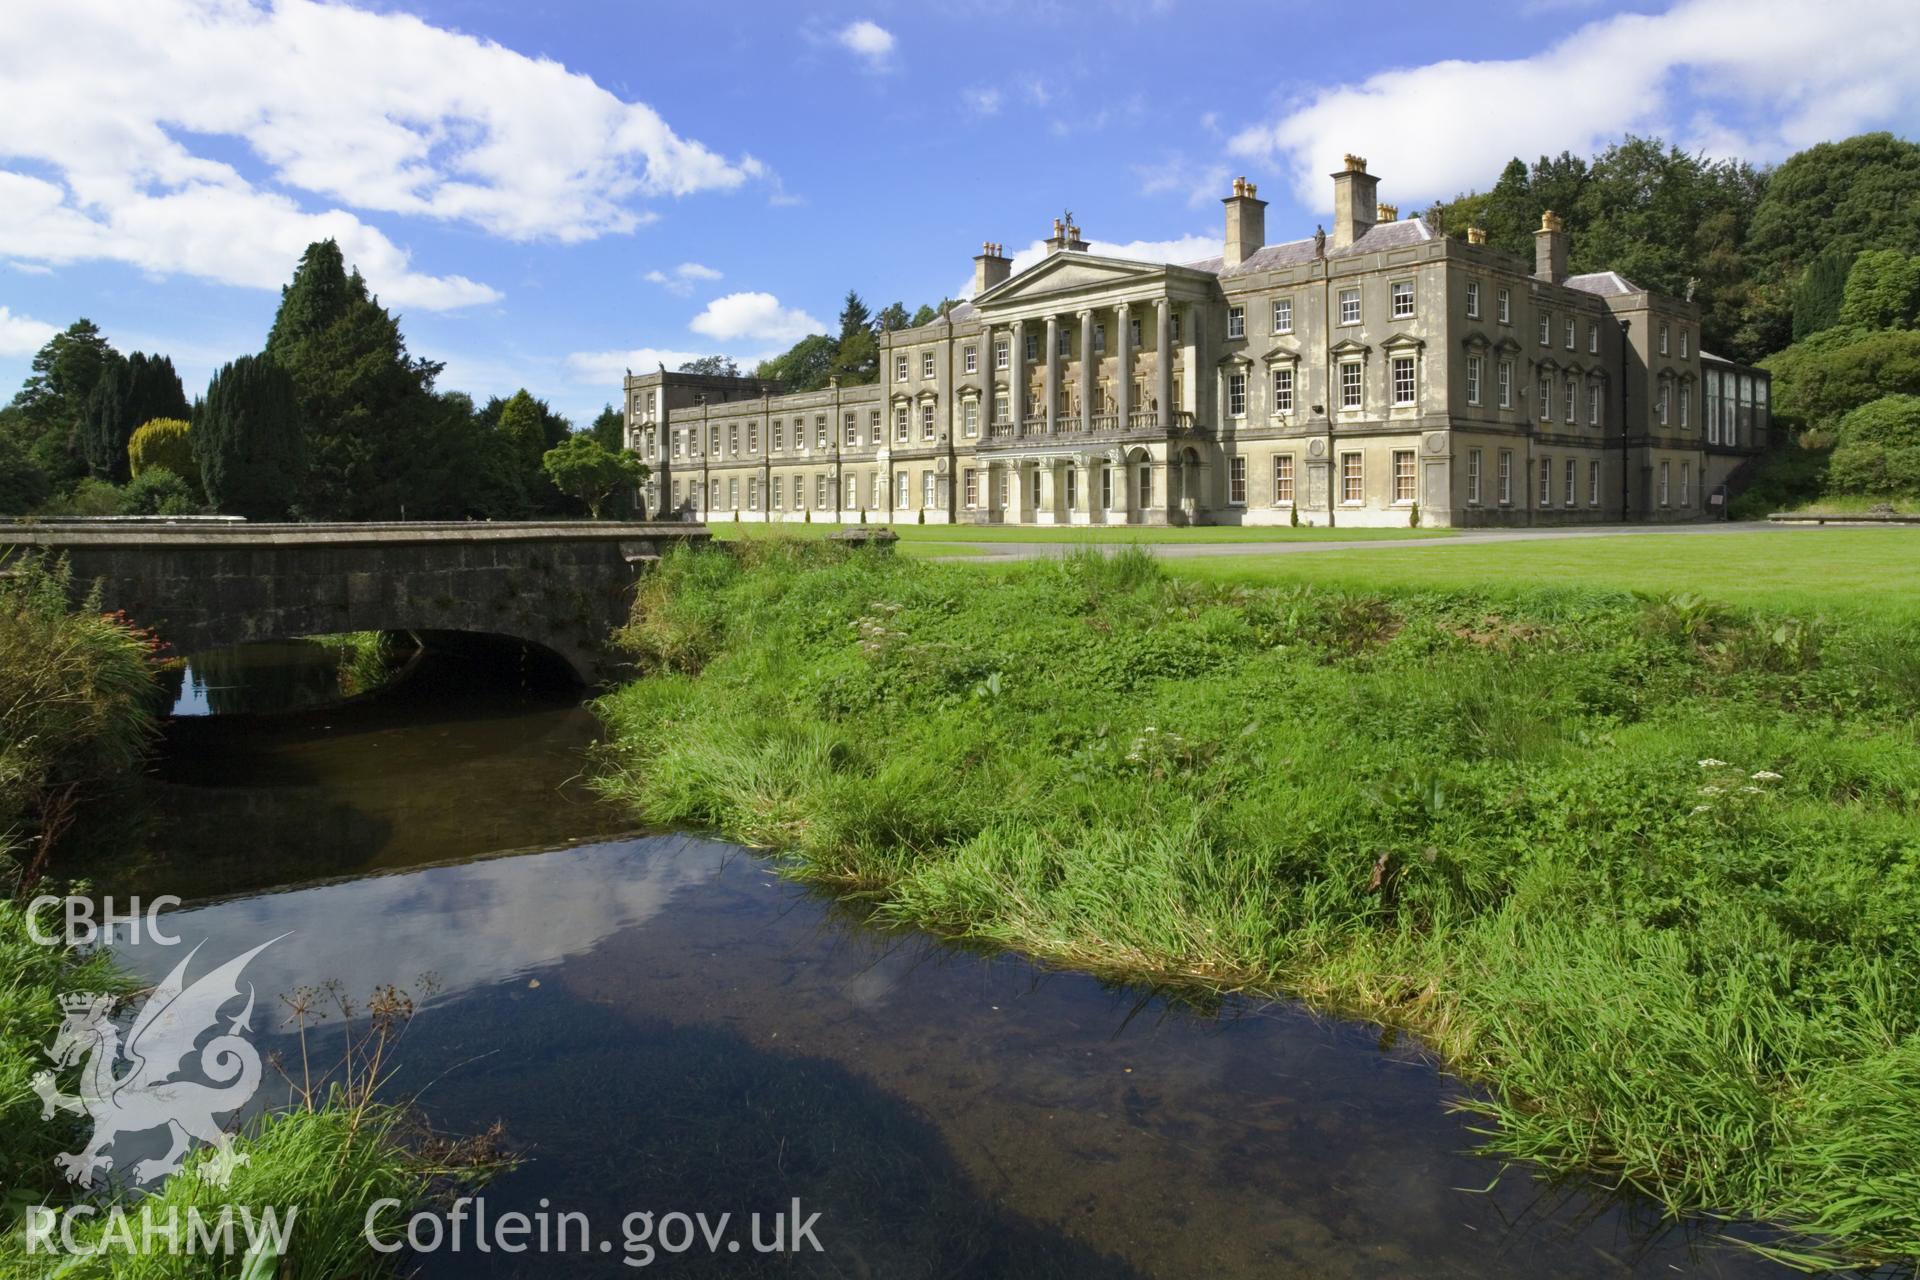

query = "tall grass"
[595, 539, 1920, 1269]
[0, 553, 159, 890]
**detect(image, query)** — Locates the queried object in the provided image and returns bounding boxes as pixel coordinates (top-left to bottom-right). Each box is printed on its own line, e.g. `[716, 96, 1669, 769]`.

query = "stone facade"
[626, 158, 1772, 529]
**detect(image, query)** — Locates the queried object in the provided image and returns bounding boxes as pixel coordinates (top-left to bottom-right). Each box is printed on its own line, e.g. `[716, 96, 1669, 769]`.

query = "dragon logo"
[31, 936, 285, 1189]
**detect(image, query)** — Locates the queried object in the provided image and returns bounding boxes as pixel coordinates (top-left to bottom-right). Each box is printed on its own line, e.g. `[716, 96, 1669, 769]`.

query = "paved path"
[931, 521, 1850, 562]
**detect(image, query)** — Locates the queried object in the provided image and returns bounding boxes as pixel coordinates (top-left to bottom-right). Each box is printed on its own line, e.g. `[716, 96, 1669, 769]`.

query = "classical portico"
[971, 242, 1215, 525]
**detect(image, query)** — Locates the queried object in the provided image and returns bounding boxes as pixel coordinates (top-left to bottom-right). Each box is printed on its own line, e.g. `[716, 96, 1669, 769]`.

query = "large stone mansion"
[624, 156, 1771, 528]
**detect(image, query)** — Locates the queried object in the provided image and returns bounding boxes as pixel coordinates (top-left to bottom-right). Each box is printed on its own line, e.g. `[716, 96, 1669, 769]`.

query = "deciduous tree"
[541, 435, 648, 518]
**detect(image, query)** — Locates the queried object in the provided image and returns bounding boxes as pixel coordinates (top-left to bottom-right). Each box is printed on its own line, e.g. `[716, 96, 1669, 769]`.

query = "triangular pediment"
[977, 252, 1166, 307]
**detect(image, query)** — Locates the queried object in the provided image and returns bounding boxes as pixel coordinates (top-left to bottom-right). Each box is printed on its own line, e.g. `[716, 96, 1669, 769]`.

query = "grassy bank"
[596, 540, 1920, 1269]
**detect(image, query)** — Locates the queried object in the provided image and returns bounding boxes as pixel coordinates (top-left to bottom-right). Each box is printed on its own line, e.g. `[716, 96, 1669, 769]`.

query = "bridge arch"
[1, 520, 713, 686]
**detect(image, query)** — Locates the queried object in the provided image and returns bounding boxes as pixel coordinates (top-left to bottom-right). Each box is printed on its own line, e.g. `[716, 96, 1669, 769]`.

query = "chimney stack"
[1375, 202, 1398, 223]
[1044, 216, 1088, 255]
[1534, 209, 1568, 283]
[1330, 153, 1378, 250]
[1222, 176, 1268, 269]
[973, 241, 1011, 295]
[1466, 226, 1488, 246]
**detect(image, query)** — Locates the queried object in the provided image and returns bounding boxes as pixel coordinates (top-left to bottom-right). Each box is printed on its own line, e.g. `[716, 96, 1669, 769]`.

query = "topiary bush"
[127, 417, 198, 490]
[1828, 394, 1920, 496]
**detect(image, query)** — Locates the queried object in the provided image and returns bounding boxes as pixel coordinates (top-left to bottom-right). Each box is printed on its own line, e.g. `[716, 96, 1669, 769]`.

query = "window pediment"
[1381, 332, 1426, 352]
[1328, 338, 1371, 357]
[1262, 345, 1302, 365]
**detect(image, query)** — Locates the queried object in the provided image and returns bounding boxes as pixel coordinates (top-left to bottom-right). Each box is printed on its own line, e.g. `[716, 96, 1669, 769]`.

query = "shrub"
[1828, 394, 1920, 495]
[118, 466, 199, 516]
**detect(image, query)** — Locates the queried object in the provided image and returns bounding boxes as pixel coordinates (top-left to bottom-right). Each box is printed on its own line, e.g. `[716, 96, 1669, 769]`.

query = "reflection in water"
[92, 648, 1788, 1279]
[170, 636, 413, 718]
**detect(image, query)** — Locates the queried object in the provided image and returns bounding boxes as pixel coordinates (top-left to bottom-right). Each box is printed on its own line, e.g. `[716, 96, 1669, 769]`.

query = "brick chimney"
[1222, 176, 1267, 269]
[1044, 216, 1088, 255]
[973, 241, 1011, 295]
[1330, 153, 1378, 250]
[1534, 209, 1568, 283]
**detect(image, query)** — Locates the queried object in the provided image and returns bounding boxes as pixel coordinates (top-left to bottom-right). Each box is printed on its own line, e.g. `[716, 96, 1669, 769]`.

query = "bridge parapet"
[1, 520, 713, 684]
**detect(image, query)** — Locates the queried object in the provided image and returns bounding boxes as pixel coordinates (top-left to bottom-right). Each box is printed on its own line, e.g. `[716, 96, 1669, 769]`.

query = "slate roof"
[1182, 218, 1437, 277]
[1564, 270, 1641, 297]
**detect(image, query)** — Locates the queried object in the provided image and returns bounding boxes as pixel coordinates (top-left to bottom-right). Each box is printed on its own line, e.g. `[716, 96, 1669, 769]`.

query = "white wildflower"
[1740, 785, 1764, 794]
[1699, 784, 1724, 795]
[1698, 758, 1728, 768]
[1691, 804, 1712, 814]
[1751, 770, 1782, 782]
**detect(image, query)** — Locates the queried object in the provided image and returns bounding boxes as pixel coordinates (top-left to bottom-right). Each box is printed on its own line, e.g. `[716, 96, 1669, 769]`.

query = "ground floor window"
[999, 469, 1010, 508]
[1588, 459, 1600, 506]
[748, 477, 759, 510]
[1467, 449, 1482, 505]
[896, 470, 909, 507]
[1538, 459, 1550, 506]
[1340, 452, 1363, 503]
[728, 477, 738, 509]
[816, 474, 829, 509]
[964, 468, 978, 508]
[1680, 461, 1692, 506]
[1064, 465, 1078, 510]
[1498, 450, 1513, 504]
[1659, 460, 1671, 506]
[1392, 450, 1415, 504]
[1564, 459, 1576, 506]
[1136, 463, 1151, 511]
[922, 470, 935, 508]
[1229, 456, 1247, 505]
[1099, 465, 1113, 510]
[1273, 455, 1294, 505]
[710, 479, 720, 509]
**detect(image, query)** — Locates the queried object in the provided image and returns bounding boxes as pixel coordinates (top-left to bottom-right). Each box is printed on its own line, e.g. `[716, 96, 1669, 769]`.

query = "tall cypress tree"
[196, 355, 303, 519]
[263, 239, 444, 519]
[82, 351, 188, 482]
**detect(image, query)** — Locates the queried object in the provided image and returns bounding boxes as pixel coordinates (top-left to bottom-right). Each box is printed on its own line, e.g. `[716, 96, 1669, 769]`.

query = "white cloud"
[643, 262, 724, 295]
[0, 0, 763, 309]
[1228, 0, 1920, 210]
[1134, 153, 1231, 208]
[689, 292, 823, 344]
[835, 20, 897, 70]
[0, 304, 57, 357]
[962, 86, 1004, 117]
[563, 346, 736, 386]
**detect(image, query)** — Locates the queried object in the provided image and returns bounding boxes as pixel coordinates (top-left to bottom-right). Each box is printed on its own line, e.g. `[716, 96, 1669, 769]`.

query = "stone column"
[1010, 321, 1027, 435]
[1155, 299, 1174, 430]
[1116, 303, 1133, 431]
[1182, 304, 1200, 417]
[1045, 315, 1061, 435]
[982, 327, 997, 437]
[1078, 309, 1095, 435]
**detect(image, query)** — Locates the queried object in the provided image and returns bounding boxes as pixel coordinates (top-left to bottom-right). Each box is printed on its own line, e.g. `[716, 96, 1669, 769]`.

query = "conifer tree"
[197, 355, 303, 519]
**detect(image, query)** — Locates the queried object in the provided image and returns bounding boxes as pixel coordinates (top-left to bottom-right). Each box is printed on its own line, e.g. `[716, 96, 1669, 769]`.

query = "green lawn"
[1166, 528, 1920, 621]
[707, 519, 1450, 544]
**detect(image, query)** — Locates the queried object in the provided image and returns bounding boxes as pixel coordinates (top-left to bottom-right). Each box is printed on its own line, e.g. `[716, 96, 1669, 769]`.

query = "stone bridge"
[1, 519, 713, 683]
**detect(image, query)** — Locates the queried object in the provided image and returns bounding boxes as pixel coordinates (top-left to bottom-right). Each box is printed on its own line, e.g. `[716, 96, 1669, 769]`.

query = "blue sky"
[3, 0, 1917, 427]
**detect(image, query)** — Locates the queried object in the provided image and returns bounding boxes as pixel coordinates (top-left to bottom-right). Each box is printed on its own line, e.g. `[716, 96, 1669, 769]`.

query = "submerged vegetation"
[596, 540, 1920, 1269]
